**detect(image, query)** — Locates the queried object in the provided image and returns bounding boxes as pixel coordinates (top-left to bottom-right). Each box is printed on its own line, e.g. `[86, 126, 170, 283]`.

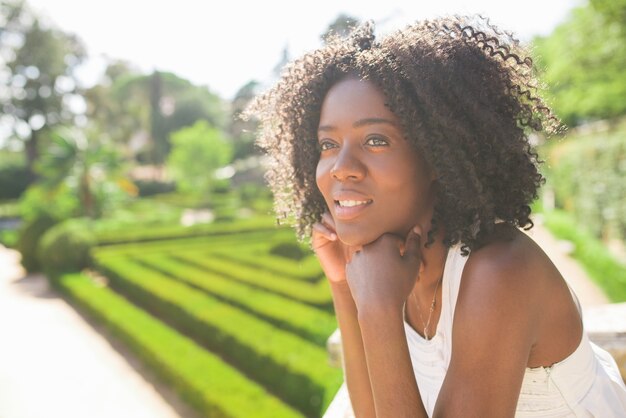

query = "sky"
[27, 0, 582, 100]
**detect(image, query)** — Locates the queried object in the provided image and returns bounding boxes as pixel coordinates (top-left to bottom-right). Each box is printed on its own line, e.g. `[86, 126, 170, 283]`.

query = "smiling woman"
[246, 15, 626, 418]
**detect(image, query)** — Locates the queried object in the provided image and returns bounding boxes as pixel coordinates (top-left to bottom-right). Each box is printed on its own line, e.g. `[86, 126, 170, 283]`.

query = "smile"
[336, 200, 373, 207]
[333, 199, 373, 220]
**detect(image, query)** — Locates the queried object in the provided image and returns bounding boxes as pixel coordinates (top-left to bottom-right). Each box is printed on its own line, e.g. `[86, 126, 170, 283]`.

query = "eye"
[318, 139, 337, 151]
[365, 135, 389, 147]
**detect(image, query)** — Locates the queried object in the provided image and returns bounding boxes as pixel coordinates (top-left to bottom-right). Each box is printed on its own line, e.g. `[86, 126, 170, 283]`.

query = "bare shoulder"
[461, 223, 549, 298]
[455, 222, 582, 366]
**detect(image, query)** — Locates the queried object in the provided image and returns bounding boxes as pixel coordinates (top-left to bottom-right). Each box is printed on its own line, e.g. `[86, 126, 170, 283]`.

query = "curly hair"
[246, 15, 563, 255]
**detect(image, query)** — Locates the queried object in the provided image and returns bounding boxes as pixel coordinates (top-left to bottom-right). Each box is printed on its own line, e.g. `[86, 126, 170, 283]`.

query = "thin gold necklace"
[411, 274, 442, 340]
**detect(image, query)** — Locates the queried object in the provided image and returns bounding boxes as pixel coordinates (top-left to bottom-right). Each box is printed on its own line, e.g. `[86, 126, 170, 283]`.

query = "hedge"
[210, 249, 323, 282]
[542, 209, 626, 302]
[173, 251, 333, 308]
[94, 256, 342, 416]
[543, 123, 626, 242]
[132, 254, 336, 346]
[54, 273, 303, 418]
[95, 216, 278, 245]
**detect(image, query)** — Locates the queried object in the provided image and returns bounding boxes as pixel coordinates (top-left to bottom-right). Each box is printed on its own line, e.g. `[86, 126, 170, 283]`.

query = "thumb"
[404, 226, 422, 260]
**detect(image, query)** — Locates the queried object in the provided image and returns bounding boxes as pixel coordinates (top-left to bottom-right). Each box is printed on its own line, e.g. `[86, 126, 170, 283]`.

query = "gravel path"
[0, 220, 610, 418]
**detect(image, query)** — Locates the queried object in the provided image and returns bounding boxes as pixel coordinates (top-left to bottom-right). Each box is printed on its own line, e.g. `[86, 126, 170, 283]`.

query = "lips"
[332, 191, 373, 220]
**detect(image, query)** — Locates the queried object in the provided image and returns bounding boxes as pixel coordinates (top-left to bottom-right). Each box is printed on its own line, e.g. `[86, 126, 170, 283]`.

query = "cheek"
[315, 159, 332, 201]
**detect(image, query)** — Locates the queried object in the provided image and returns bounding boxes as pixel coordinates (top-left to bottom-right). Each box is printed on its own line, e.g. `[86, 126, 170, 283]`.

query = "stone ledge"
[584, 302, 626, 382]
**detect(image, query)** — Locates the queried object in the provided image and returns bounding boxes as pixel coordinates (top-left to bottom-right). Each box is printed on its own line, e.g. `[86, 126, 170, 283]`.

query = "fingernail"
[413, 226, 422, 235]
[330, 233, 337, 240]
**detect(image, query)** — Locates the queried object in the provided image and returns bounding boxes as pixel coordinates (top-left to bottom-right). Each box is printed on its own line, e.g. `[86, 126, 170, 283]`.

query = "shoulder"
[455, 223, 548, 344]
[462, 223, 546, 298]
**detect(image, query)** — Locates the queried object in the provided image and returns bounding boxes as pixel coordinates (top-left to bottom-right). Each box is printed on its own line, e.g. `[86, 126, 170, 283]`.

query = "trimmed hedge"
[95, 216, 278, 245]
[132, 254, 336, 346]
[210, 249, 323, 282]
[54, 273, 303, 418]
[94, 256, 342, 416]
[174, 252, 333, 308]
[37, 218, 96, 274]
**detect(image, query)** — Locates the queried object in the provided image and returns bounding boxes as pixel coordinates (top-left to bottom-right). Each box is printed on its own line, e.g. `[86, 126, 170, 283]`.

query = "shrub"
[270, 242, 308, 261]
[37, 218, 96, 273]
[0, 163, 31, 199]
[133, 179, 176, 197]
[55, 273, 302, 418]
[16, 214, 59, 272]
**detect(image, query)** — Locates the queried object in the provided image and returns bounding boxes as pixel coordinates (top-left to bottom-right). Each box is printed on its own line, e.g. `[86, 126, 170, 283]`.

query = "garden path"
[0, 245, 200, 418]
[0, 220, 609, 418]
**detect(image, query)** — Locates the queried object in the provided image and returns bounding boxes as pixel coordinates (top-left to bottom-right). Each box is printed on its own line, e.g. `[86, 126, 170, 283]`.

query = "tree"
[34, 126, 128, 218]
[166, 120, 233, 196]
[228, 80, 260, 159]
[320, 14, 360, 44]
[0, 0, 86, 180]
[533, 3, 626, 125]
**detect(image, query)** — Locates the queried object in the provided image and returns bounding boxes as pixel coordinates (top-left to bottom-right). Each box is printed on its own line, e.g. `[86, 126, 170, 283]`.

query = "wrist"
[357, 302, 404, 328]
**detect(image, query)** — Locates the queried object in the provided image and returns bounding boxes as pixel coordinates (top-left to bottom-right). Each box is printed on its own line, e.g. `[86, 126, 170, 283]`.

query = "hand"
[311, 212, 360, 284]
[345, 228, 422, 313]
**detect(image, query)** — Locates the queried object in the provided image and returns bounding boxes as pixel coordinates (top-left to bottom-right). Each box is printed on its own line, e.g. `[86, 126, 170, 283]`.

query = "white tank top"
[403, 243, 626, 417]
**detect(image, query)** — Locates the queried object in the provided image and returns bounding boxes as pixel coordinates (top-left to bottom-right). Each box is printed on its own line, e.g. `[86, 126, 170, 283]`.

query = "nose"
[330, 144, 366, 182]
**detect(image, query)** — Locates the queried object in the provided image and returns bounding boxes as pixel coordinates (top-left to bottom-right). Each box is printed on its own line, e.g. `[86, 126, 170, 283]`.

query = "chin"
[336, 225, 380, 247]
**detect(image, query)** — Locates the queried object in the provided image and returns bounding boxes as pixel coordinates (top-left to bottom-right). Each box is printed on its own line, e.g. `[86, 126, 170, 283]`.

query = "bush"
[133, 179, 176, 197]
[542, 121, 626, 242]
[270, 242, 308, 261]
[55, 273, 302, 418]
[37, 218, 96, 273]
[16, 214, 59, 272]
[0, 163, 31, 199]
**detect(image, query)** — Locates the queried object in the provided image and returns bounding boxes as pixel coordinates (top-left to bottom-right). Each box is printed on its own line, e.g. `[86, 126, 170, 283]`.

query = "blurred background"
[0, 0, 624, 417]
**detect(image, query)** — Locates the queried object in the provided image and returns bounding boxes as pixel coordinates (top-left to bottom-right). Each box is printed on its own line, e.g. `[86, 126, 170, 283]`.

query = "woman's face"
[316, 77, 437, 247]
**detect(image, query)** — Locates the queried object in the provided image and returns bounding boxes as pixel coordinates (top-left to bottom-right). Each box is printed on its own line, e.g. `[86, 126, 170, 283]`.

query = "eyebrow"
[318, 117, 398, 132]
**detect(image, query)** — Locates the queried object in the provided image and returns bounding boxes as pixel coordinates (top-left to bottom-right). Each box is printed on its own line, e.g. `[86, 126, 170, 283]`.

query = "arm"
[312, 213, 377, 417]
[433, 240, 538, 417]
[330, 281, 377, 418]
[350, 233, 539, 418]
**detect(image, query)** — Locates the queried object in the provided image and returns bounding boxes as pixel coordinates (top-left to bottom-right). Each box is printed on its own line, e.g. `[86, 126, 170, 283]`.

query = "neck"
[415, 227, 448, 290]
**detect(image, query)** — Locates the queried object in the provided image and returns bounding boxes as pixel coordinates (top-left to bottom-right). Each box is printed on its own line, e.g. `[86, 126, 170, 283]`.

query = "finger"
[312, 222, 337, 241]
[321, 212, 337, 231]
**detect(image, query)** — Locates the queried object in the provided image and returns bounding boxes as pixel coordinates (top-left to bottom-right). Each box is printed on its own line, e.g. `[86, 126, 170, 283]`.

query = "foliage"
[540, 209, 626, 302]
[0, 0, 86, 177]
[229, 80, 260, 159]
[270, 242, 308, 261]
[127, 254, 333, 346]
[132, 179, 176, 196]
[18, 182, 79, 223]
[55, 273, 303, 418]
[85, 68, 227, 165]
[320, 14, 360, 44]
[16, 212, 58, 272]
[0, 157, 30, 199]
[166, 120, 233, 196]
[541, 120, 626, 242]
[34, 127, 130, 218]
[37, 217, 96, 273]
[533, 2, 626, 125]
[95, 254, 340, 416]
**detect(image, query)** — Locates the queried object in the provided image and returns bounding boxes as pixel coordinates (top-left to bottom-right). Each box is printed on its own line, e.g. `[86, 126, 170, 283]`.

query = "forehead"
[319, 78, 398, 125]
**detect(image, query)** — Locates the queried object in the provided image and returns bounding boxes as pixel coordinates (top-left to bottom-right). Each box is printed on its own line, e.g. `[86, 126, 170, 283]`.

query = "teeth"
[337, 200, 370, 207]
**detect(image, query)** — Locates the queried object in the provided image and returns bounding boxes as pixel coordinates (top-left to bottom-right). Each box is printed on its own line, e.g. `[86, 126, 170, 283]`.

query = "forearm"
[358, 305, 428, 418]
[330, 281, 377, 418]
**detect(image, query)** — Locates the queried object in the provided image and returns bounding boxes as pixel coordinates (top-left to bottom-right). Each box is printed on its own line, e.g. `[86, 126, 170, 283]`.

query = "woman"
[248, 15, 626, 417]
